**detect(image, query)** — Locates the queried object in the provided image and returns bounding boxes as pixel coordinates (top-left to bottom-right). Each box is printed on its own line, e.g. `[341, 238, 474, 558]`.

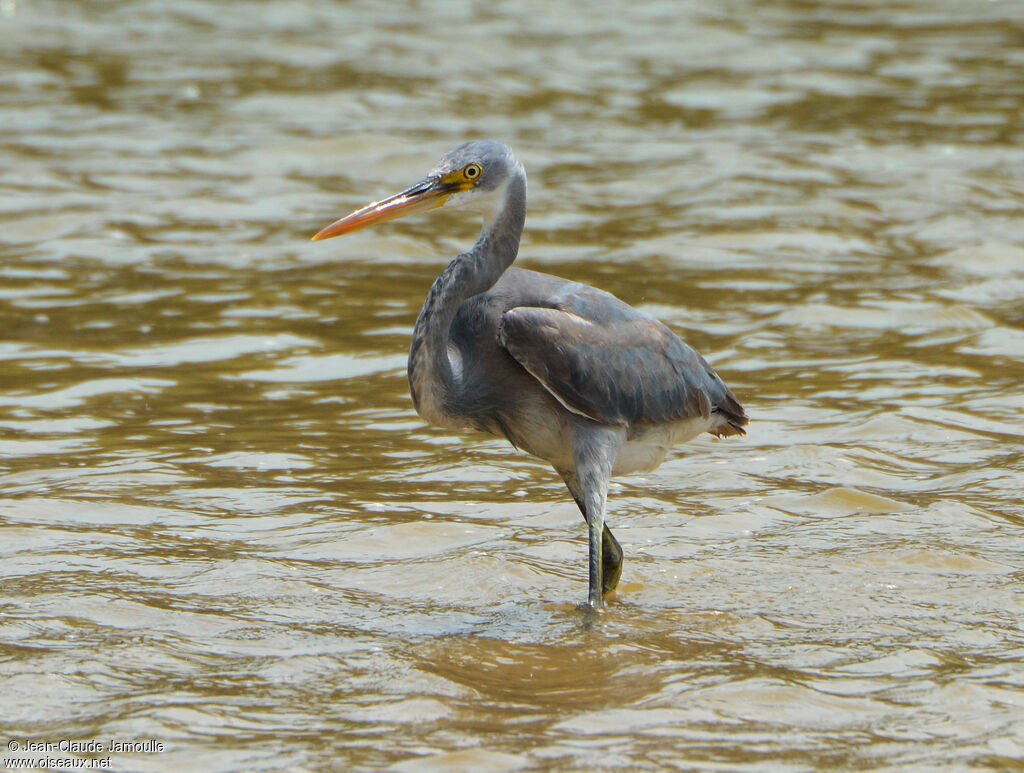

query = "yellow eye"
[463, 163, 482, 181]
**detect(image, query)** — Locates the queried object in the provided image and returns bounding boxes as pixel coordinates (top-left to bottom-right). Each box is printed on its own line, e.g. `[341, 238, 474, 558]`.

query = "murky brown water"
[2, 0, 1023, 770]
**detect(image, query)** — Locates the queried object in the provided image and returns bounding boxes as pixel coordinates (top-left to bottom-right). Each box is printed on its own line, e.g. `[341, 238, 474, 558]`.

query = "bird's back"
[445, 267, 747, 450]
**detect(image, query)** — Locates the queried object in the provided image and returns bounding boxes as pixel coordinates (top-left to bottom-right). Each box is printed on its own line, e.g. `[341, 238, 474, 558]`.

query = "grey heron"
[313, 140, 747, 608]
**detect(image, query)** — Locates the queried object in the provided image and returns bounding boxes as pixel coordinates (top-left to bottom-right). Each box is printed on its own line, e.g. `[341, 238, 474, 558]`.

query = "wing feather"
[498, 302, 744, 431]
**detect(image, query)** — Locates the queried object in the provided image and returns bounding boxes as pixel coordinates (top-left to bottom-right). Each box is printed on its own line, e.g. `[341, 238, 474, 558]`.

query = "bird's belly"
[488, 407, 715, 478]
[613, 416, 716, 476]
[483, 395, 577, 472]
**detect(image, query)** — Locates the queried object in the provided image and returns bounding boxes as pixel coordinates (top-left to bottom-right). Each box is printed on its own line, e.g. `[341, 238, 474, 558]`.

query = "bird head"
[312, 140, 522, 241]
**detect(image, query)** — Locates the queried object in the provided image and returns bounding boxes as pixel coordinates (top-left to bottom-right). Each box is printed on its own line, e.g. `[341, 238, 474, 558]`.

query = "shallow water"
[2, 0, 1023, 770]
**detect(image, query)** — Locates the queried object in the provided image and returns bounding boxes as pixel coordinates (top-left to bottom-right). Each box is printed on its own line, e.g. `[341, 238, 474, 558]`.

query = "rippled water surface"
[2, 1, 1023, 770]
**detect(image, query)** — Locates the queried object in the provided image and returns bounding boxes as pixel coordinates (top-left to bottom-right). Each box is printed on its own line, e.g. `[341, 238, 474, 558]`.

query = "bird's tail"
[710, 389, 748, 438]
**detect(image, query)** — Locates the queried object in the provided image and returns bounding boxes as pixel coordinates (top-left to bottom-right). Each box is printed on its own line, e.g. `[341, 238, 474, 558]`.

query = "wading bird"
[313, 141, 747, 608]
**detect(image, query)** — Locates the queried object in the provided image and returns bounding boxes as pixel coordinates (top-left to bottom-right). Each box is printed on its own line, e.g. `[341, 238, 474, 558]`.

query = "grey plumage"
[313, 140, 747, 608]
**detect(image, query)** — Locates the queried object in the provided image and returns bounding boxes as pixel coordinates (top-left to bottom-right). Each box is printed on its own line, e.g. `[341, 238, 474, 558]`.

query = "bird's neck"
[408, 173, 526, 425]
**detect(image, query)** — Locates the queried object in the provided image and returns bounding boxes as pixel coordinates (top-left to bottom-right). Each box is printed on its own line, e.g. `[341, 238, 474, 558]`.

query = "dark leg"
[563, 474, 623, 594]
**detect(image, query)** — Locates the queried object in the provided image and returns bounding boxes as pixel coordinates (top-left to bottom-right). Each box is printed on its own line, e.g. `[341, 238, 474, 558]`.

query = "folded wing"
[497, 294, 746, 434]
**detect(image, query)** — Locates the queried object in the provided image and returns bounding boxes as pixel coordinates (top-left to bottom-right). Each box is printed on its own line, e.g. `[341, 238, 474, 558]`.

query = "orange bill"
[312, 177, 451, 241]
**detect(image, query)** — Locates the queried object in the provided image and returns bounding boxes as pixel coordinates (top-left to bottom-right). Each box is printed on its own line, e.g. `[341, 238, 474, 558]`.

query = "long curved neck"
[408, 172, 526, 424]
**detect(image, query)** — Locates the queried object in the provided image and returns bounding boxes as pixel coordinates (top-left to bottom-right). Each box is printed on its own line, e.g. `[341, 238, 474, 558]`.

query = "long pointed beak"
[312, 177, 451, 241]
